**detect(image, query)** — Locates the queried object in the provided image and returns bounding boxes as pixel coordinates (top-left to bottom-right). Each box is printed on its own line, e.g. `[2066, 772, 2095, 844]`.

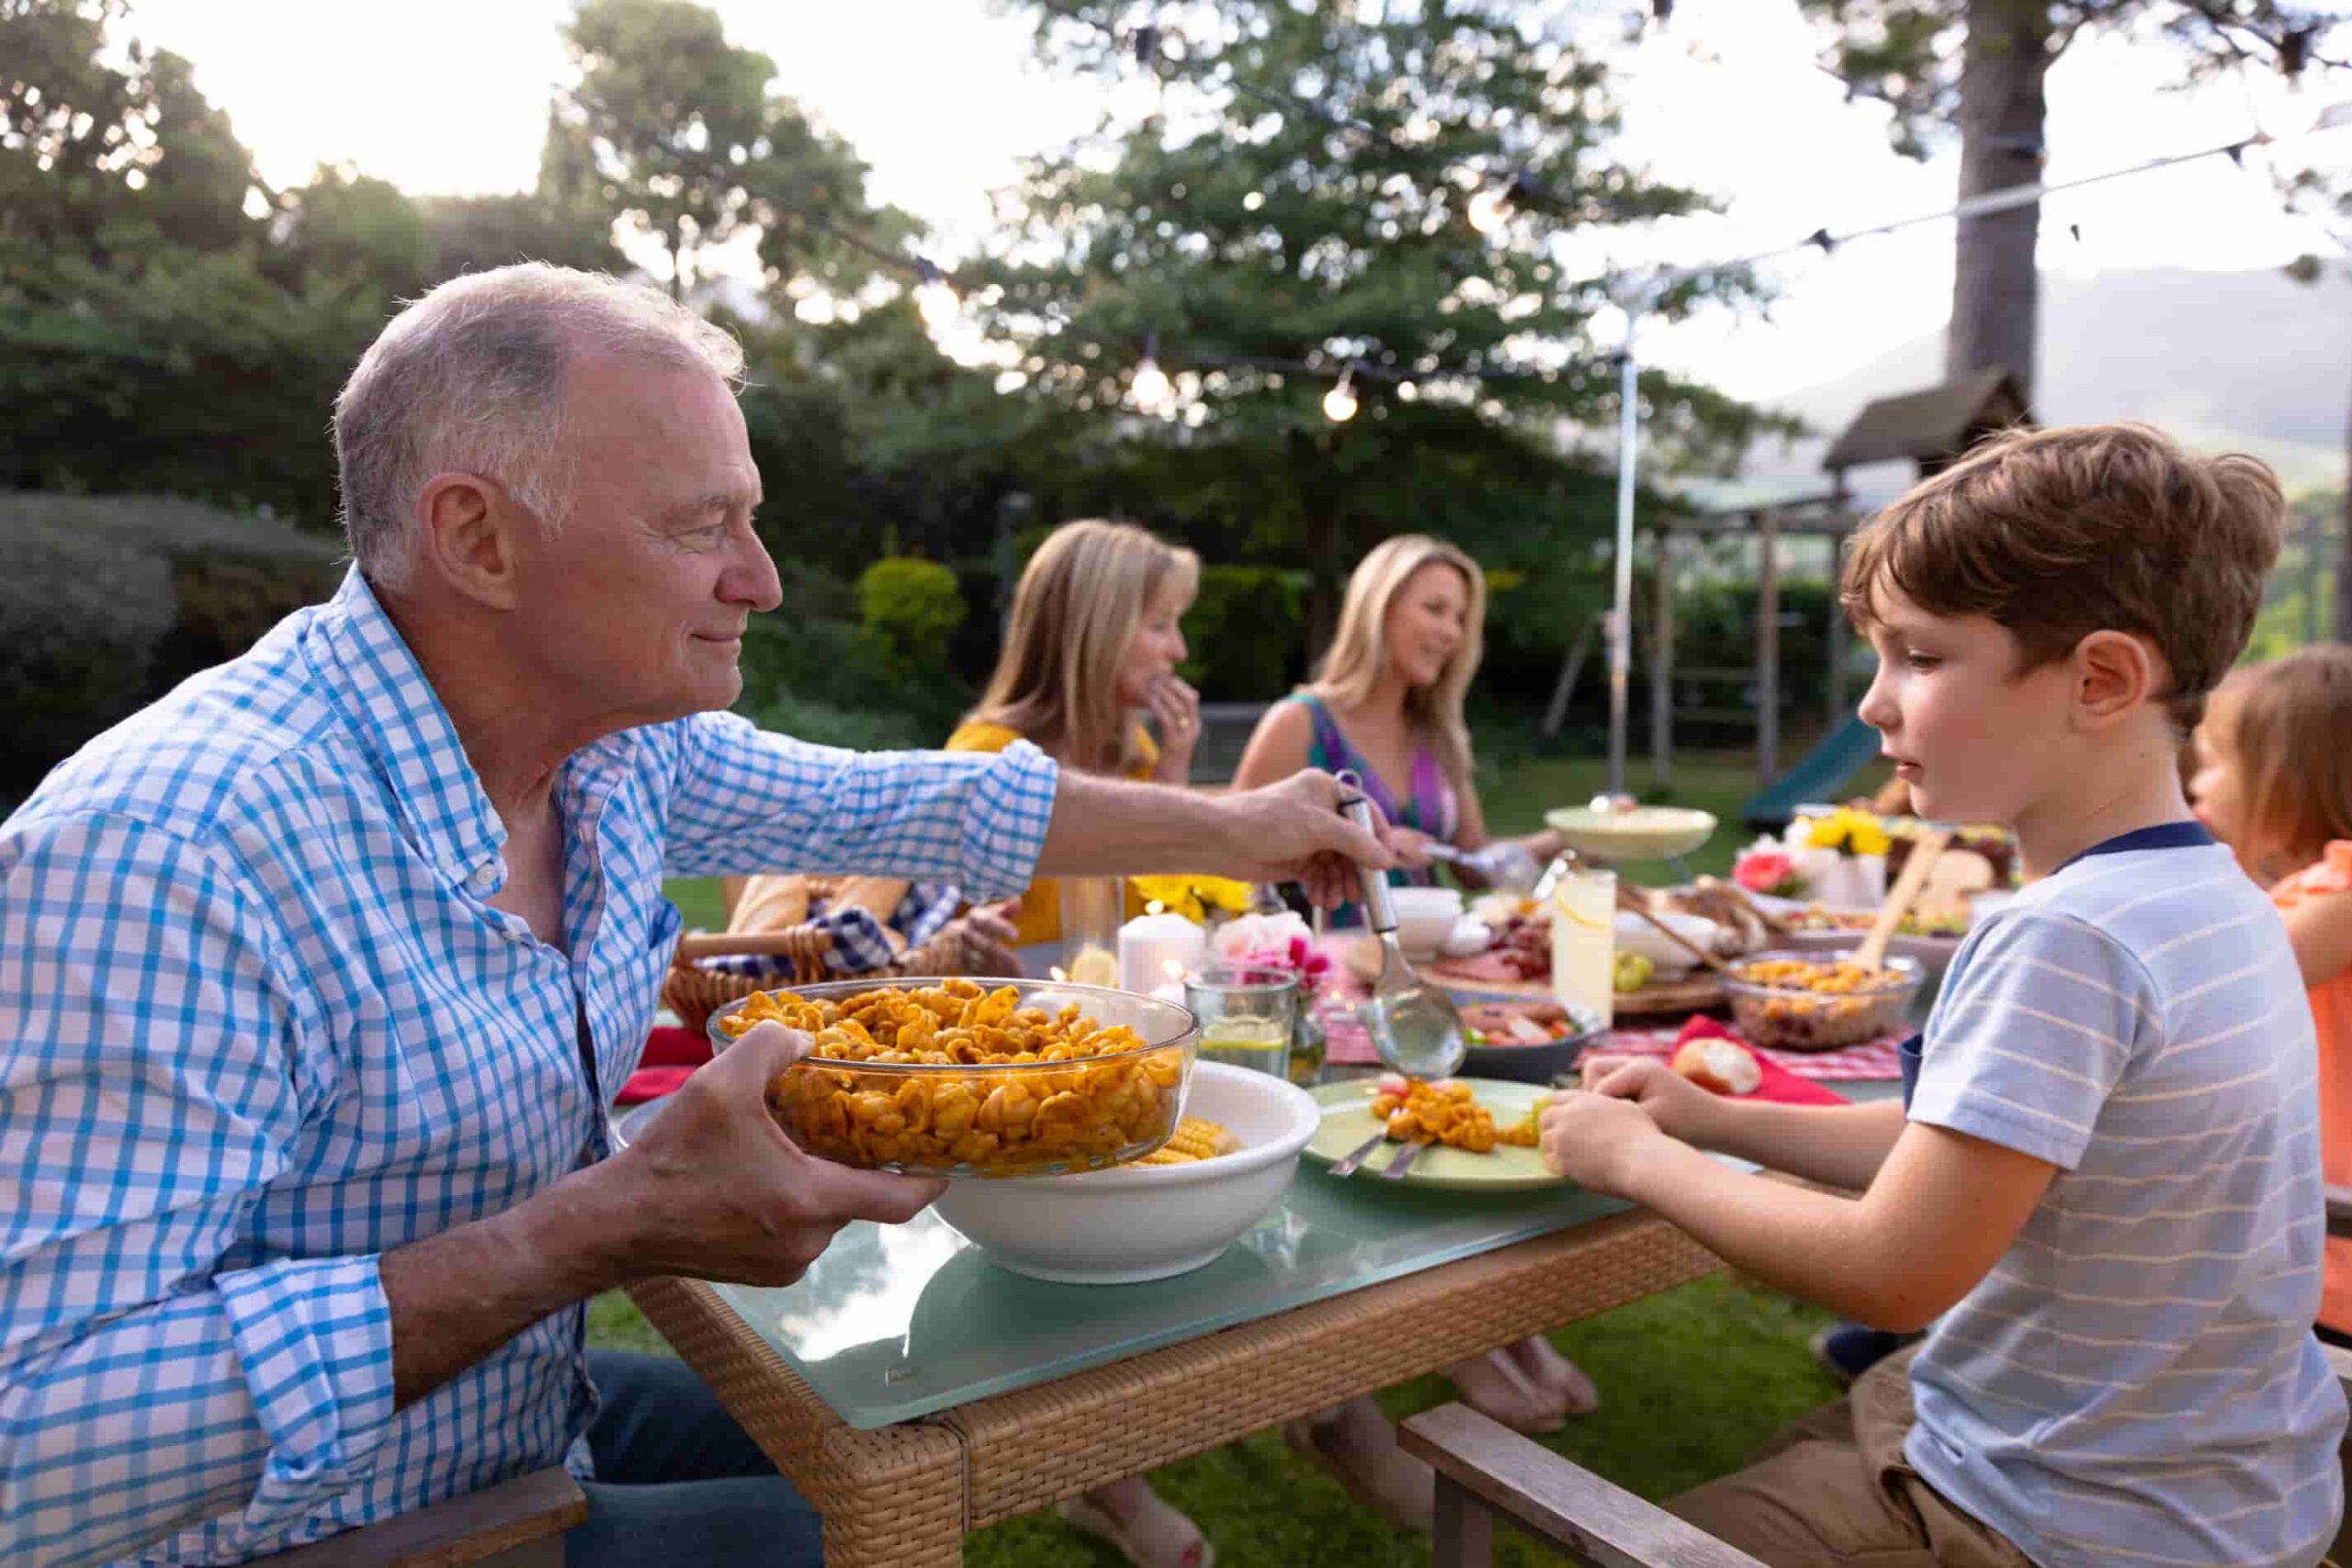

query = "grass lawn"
[612, 740, 1861, 1560]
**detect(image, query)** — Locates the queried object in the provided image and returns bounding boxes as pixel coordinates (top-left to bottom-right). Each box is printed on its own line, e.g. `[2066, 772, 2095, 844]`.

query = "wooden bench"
[251, 1468, 586, 1568]
[1400, 1345, 2352, 1568]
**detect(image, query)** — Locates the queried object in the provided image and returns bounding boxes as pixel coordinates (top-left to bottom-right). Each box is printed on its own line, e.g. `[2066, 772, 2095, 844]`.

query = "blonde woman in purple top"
[1232, 535, 1577, 1529]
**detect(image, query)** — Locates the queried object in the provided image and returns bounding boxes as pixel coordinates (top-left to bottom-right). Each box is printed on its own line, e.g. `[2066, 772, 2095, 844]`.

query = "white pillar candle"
[1119, 910, 1204, 995]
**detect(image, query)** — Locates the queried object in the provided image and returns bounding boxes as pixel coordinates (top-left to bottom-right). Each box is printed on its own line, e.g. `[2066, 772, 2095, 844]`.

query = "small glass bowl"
[708, 977, 1199, 1179]
[1722, 951, 1922, 1050]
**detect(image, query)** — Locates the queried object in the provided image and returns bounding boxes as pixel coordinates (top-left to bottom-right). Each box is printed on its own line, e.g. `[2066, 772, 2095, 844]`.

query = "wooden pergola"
[1643, 369, 2032, 789]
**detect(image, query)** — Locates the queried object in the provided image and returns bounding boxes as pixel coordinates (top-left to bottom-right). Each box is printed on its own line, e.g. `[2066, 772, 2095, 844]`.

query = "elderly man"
[0, 265, 1389, 1568]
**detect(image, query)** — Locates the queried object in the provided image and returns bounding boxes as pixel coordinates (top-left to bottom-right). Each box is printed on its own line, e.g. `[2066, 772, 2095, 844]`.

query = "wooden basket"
[663, 920, 1003, 1035]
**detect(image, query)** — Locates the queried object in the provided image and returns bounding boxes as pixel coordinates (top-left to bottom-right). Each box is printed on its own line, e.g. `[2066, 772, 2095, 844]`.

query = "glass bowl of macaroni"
[707, 977, 1199, 1179]
[1721, 951, 1922, 1050]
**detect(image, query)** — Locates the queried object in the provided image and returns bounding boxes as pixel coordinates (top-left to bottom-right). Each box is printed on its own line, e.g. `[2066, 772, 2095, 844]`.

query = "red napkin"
[617, 1024, 715, 1105]
[1667, 1015, 1845, 1107]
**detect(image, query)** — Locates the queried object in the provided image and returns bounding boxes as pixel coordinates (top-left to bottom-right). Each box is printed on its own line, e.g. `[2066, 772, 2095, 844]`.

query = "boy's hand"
[1578, 1054, 1728, 1147]
[1539, 1089, 1674, 1196]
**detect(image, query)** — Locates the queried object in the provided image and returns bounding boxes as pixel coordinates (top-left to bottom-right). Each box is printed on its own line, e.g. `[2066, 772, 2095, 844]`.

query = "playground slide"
[1740, 714, 1883, 829]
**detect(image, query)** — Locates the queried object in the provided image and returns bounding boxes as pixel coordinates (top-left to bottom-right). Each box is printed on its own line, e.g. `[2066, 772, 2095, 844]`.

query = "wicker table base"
[628, 1208, 1722, 1568]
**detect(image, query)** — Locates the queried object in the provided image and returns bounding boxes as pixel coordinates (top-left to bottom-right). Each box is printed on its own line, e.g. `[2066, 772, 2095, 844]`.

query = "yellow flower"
[1809, 807, 1889, 858]
[1130, 875, 1257, 925]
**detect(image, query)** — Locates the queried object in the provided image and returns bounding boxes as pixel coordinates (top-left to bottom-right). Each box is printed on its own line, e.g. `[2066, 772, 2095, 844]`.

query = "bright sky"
[120, 0, 2344, 404]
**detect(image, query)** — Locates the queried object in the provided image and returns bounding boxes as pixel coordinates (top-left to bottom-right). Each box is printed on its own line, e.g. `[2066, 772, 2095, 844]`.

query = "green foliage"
[1179, 565, 1309, 700]
[855, 557, 967, 671]
[732, 562, 968, 748]
[985, 0, 1781, 641]
[1797, 3, 2346, 163]
[0, 492, 342, 788]
[543, 0, 908, 300]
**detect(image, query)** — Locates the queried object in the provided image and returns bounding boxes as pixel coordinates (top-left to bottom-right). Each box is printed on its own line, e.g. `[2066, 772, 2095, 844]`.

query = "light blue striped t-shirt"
[1905, 821, 2345, 1568]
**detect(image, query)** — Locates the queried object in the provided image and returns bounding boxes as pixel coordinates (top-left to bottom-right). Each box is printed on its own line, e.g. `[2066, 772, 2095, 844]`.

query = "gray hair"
[334, 263, 746, 592]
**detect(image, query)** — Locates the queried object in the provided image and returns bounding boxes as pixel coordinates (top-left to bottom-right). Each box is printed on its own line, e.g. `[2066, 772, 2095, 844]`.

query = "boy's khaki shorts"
[1666, 1345, 2031, 1568]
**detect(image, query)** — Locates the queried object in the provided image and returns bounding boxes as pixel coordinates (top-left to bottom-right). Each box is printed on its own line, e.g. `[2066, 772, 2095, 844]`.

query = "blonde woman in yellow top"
[949, 519, 1202, 953]
[952, 517, 1215, 1568]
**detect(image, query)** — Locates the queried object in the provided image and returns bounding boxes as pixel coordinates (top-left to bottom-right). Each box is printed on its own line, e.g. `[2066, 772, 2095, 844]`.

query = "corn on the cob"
[1136, 1117, 1234, 1165]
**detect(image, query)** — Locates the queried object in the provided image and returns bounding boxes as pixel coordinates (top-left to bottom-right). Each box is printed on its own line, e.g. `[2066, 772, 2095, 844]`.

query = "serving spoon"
[1337, 773, 1467, 1079]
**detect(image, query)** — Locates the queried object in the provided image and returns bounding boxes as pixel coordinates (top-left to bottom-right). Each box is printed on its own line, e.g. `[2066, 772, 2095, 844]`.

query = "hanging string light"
[1320, 364, 1360, 423]
[913, 259, 960, 328]
[1466, 185, 1514, 236]
[1130, 330, 1174, 415]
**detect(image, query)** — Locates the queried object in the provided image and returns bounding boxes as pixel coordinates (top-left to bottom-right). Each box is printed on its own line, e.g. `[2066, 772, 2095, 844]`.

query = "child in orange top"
[2189, 641, 2352, 1340]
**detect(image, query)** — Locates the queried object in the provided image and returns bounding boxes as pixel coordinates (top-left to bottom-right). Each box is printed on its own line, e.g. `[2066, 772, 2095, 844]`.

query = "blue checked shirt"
[0, 570, 1057, 1566]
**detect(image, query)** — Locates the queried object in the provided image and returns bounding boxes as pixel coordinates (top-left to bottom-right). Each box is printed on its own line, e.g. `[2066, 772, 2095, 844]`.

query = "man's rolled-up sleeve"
[0, 815, 396, 1566]
[661, 711, 1059, 899]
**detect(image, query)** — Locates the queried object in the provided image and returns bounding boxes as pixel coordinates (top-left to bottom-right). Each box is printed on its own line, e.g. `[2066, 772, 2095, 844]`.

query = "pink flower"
[1734, 848, 1795, 894]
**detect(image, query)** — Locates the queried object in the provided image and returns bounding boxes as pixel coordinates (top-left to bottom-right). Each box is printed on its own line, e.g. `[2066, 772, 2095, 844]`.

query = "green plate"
[1304, 1077, 1564, 1192]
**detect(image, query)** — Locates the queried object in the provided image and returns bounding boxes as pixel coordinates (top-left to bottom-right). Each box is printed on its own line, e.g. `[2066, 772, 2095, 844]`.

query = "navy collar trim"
[2054, 819, 2215, 875]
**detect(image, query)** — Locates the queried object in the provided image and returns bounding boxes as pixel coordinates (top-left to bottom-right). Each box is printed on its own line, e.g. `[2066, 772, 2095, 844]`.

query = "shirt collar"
[308, 567, 510, 890]
[2052, 818, 2216, 876]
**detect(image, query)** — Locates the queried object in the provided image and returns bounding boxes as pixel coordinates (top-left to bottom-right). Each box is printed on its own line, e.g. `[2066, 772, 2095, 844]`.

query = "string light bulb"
[1131, 332, 1172, 415]
[912, 259, 959, 329]
[1321, 365, 1359, 423]
[1466, 184, 1513, 236]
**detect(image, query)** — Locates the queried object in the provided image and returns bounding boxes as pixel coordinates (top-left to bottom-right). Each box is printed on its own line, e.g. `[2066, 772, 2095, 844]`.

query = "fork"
[1381, 1140, 1433, 1180]
[1326, 1130, 1389, 1179]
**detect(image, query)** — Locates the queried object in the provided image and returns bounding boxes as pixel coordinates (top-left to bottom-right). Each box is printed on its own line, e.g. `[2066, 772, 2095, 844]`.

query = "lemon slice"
[1066, 946, 1120, 988]
[1550, 889, 1612, 931]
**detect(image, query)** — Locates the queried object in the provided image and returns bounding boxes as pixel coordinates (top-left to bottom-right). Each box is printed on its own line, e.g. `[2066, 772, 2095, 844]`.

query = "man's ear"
[2071, 629, 2164, 728]
[415, 473, 528, 610]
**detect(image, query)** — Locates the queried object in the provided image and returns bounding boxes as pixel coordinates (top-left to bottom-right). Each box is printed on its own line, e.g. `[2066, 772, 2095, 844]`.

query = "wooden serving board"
[1332, 935, 1725, 1018]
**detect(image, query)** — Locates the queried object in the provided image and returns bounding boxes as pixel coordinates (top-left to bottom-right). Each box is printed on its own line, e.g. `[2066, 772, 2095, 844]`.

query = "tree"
[541, 0, 900, 300]
[1800, 1, 2347, 402]
[986, 0, 1778, 657]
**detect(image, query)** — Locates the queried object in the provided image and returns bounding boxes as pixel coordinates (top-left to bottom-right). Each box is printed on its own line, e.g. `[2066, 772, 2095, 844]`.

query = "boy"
[1543, 423, 2344, 1567]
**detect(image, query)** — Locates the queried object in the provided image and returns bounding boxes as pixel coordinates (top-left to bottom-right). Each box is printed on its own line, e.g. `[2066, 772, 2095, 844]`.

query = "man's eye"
[1905, 652, 1940, 671]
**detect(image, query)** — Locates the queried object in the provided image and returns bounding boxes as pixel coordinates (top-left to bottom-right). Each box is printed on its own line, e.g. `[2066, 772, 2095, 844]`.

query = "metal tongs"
[1336, 772, 1467, 1080]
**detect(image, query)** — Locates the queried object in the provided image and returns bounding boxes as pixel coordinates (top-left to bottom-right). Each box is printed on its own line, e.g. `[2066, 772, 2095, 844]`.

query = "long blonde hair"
[1306, 534, 1485, 796]
[966, 520, 1199, 774]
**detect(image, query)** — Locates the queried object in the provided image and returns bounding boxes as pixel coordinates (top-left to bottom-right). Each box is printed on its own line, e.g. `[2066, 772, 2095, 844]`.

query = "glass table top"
[616, 1077, 1901, 1430]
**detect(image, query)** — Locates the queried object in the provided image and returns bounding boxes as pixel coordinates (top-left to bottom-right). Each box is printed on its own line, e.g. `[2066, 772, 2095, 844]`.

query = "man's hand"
[591, 1021, 944, 1287]
[1212, 770, 1398, 908]
[1577, 1054, 1729, 1147]
[1538, 1089, 1676, 1196]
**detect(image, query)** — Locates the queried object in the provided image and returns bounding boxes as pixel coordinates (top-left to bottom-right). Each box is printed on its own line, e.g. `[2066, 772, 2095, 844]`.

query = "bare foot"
[1444, 1347, 1565, 1434]
[1508, 1334, 1599, 1416]
[1283, 1399, 1434, 1531]
[1061, 1477, 1212, 1568]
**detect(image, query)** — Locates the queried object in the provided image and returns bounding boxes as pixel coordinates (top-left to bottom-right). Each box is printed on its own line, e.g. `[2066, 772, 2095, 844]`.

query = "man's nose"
[725, 526, 783, 614]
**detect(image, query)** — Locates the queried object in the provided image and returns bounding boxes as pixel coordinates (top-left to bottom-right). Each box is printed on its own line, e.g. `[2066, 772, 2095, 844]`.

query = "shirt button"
[469, 866, 497, 893]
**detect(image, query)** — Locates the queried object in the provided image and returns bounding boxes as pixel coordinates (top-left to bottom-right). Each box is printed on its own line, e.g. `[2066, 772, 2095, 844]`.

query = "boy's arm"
[1577, 1055, 1905, 1192]
[1542, 1093, 2055, 1330]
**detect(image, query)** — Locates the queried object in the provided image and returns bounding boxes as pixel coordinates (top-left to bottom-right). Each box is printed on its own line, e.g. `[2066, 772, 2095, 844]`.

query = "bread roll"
[1671, 1038, 1761, 1096]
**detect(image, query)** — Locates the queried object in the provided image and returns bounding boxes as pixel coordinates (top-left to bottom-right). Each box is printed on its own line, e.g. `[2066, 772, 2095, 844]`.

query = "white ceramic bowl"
[1387, 886, 1465, 960]
[1611, 909, 1721, 978]
[928, 1062, 1319, 1284]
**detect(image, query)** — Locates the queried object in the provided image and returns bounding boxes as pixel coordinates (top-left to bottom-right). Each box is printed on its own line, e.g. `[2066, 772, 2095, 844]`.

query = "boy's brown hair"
[1841, 423, 2285, 731]
[2204, 644, 2352, 874]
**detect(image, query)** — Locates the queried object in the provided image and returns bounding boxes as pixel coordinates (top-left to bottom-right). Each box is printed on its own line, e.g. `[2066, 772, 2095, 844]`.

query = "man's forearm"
[1701, 1097, 1905, 1194]
[380, 1161, 633, 1408]
[1034, 771, 1233, 876]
